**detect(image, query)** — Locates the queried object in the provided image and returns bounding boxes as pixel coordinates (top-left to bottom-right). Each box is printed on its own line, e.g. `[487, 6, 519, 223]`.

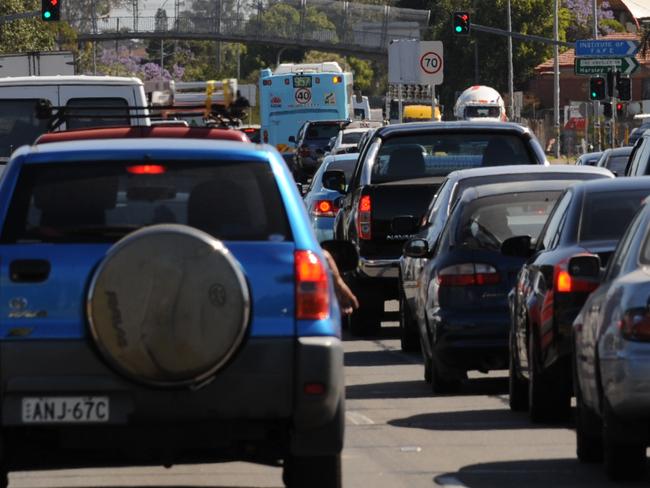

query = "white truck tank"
[454, 85, 506, 121]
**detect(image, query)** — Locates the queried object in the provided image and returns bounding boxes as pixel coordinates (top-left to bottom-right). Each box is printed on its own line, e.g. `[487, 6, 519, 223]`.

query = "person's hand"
[323, 250, 359, 315]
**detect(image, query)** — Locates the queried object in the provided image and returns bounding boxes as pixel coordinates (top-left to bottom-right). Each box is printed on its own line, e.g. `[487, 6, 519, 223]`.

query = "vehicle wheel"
[575, 396, 603, 463]
[87, 224, 250, 388]
[508, 341, 528, 412]
[429, 355, 460, 395]
[528, 334, 571, 423]
[399, 294, 420, 353]
[603, 405, 647, 481]
[349, 301, 382, 337]
[283, 453, 342, 488]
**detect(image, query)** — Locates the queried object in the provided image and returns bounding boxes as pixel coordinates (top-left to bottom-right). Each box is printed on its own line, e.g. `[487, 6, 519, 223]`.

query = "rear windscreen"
[342, 132, 363, 144]
[580, 189, 649, 242]
[65, 97, 130, 129]
[2, 161, 292, 243]
[327, 159, 356, 184]
[0, 99, 50, 159]
[457, 191, 561, 251]
[306, 124, 341, 140]
[605, 155, 629, 175]
[372, 133, 534, 183]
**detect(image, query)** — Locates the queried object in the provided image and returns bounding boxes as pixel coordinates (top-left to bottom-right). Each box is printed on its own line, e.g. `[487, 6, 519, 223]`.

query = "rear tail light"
[126, 164, 166, 175]
[356, 194, 372, 240]
[295, 250, 330, 320]
[332, 76, 342, 84]
[311, 199, 339, 217]
[263, 130, 268, 143]
[437, 263, 499, 286]
[262, 79, 272, 86]
[554, 263, 599, 293]
[619, 308, 650, 341]
[299, 147, 311, 157]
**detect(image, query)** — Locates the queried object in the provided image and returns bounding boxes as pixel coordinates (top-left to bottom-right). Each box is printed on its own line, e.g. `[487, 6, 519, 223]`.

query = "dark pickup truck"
[331, 121, 548, 336]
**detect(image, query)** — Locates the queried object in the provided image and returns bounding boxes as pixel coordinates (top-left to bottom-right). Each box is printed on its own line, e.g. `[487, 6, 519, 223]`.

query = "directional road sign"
[574, 57, 640, 76]
[576, 39, 639, 58]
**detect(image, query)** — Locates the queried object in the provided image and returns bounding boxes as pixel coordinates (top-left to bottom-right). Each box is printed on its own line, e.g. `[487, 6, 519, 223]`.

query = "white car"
[329, 128, 370, 155]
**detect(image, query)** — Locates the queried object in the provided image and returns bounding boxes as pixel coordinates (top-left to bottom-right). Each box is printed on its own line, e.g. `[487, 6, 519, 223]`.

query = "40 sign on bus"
[294, 88, 312, 104]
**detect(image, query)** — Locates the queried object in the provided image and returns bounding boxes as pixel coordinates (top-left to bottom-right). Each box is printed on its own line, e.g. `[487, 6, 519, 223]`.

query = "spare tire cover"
[87, 224, 250, 387]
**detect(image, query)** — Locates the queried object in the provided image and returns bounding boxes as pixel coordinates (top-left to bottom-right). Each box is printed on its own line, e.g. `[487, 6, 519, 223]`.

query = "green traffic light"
[43, 11, 51, 19]
[455, 26, 462, 33]
[591, 92, 597, 98]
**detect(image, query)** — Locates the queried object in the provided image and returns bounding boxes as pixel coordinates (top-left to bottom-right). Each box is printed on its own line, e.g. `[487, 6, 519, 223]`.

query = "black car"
[291, 120, 348, 182]
[408, 180, 571, 393]
[625, 129, 650, 176]
[507, 177, 650, 422]
[596, 146, 632, 176]
[398, 165, 613, 352]
[333, 121, 549, 337]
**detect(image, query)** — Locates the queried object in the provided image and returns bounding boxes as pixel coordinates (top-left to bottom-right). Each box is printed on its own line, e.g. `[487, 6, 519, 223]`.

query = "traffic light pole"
[592, 0, 600, 151]
[0, 11, 39, 24]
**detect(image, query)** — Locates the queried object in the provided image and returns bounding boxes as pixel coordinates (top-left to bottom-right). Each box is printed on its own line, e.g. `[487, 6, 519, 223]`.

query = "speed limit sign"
[295, 88, 312, 104]
[420, 52, 442, 75]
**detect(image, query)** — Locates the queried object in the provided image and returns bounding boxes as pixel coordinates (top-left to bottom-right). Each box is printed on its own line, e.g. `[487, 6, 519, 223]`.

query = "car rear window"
[0, 99, 50, 159]
[342, 132, 363, 144]
[306, 124, 341, 140]
[2, 161, 292, 243]
[372, 133, 535, 183]
[457, 191, 561, 251]
[605, 155, 629, 175]
[327, 159, 356, 184]
[65, 98, 130, 129]
[579, 189, 649, 242]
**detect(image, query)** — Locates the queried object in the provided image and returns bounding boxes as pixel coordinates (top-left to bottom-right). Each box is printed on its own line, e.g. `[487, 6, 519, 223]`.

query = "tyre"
[429, 354, 461, 395]
[399, 294, 420, 353]
[87, 224, 250, 387]
[575, 395, 603, 463]
[603, 404, 647, 481]
[349, 300, 382, 337]
[508, 340, 528, 412]
[283, 453, 342, 488]
[528, 334, 571, 423]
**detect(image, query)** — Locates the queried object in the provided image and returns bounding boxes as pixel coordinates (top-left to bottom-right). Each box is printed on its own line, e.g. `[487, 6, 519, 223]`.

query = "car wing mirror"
[322, 169, 347, 194]
[288, 135, 296, 143]
[501, 235, 533, 258]
[320, 240, 358, 273]
[35, 99, 53, 120]
[403, 238, 429, 258]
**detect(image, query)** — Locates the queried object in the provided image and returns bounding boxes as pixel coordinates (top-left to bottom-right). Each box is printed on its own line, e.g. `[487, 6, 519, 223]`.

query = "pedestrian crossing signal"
[453, 12, 470, 35]
[41, 0, 61, 21]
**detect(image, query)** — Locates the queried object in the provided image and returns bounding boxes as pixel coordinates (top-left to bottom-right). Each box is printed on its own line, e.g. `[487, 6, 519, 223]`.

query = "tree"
[563, 0, 623, 41]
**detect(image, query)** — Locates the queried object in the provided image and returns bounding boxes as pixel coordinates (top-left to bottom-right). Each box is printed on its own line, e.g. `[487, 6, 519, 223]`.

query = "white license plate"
[22, 396, 109, 423]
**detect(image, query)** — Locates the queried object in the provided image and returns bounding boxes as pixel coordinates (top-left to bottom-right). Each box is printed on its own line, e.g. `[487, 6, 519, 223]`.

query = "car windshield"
[457, 191, 560, 251]
[464, 106, 501, 119]
[306, 124, 341, 140]
[605, 155, 629, 175]
[579, 189, 649, 242]
[342, 132, 363, 144]
[0, 99, 50, 159]
[371, 133, 534, 183]
[2, 161, 292, 244]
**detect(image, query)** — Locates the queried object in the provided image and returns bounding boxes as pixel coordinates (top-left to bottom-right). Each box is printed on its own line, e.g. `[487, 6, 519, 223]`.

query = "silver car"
[572, 192, 650, 481]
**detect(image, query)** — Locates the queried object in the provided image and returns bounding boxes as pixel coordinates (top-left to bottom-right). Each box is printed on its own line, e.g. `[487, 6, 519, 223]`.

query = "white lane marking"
[345, 410, 375, 425]
[435, 475, 469, 487]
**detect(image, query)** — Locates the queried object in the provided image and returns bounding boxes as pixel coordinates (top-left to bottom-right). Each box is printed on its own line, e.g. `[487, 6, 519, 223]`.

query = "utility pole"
[593, 0, 600, 151]
[507, 0, 514, 121]
[553, 0, 560, 159]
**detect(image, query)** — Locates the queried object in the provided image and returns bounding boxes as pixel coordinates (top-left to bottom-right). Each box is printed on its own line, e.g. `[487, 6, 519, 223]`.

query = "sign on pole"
[388, 40, 444, 85]
[576, 39, 639, 58]
[575, 56, 640, 76]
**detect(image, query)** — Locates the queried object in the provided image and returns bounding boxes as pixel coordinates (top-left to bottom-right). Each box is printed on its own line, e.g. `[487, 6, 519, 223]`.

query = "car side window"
[423, 179, 450, 226]
[606, 209, 644, 281]
[641, 138, 650, 175]
[629, 138, 650, 176]
[539, 190, 572, 251]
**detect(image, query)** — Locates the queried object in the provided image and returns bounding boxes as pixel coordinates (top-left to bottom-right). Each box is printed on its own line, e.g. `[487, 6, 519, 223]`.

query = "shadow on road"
[344, 349, 420, 367]
[342, 324, 400, 342]
[435, 458, 649, 487]
[346, 380, 432, 399]
[389, 408, 564, 431]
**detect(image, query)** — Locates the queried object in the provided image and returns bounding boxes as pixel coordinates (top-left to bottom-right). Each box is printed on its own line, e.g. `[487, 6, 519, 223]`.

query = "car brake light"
[311, 199, 339, 217]
[126, 164, 166, 175]
[299, 147, 311, 157]
[295, 250, 330, 320]
[263, 79, 272, 86]
[356, 194, 371, 240]
[263, 130, 268, 143]
[619, 308, 650, 341]
[554, 263, 598, 293]
[243, 128, 255, 133]
[437, 263, 500, 286]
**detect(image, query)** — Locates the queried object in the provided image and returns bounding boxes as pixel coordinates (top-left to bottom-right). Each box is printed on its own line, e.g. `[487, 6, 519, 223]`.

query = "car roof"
[35, 126, 250, 144]
[609, 146, 633, 156]
[375, 120, 533, 137]
[18, 138, 271, 164]
[571, 175, 650, 194]
[0, 75, 143, 86]
[578, 151, 603, 159]
[447, 164, 613, 182]
[461, 179, 579, 201]
[323, 153, 359, 163]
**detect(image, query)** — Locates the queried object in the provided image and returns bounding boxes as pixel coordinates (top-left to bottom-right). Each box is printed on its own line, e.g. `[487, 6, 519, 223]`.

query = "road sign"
[574, 57, 640, 76]
[388, 40, 444, 85]
[576, 39, 639, 58]
[294, 88, 311, 104]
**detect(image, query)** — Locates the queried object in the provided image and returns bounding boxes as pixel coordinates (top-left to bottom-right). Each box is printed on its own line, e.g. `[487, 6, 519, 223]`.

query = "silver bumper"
[600, 340, 650, 417]
[359, 257, 400, 279]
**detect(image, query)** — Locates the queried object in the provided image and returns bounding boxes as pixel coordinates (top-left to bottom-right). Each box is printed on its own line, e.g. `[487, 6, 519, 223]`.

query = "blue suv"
[0, 138, 346, 487]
